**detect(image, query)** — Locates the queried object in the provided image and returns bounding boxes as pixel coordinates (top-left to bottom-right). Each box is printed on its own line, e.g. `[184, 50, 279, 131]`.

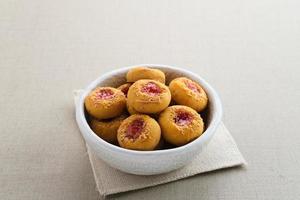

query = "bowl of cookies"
[76, 64, 222, 175]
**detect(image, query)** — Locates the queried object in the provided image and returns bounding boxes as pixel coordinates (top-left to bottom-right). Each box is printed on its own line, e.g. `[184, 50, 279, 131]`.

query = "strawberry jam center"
[126, 119, 145, 139]
[185, 80, 200, 93]
[174, 110, 193, 126]
[96, 89, 114, 99]
[141, 82, 161, 95]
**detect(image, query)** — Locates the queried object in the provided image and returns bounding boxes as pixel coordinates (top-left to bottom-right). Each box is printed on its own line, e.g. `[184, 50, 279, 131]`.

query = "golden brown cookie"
[159, 105, 204, 146]
[84, 87, 126, 119]
[127, 80, 171, 114]
[169, 77, 208, 112]
[126, 67, 166, 84]
[90, 114, 127, 144]
[117, 114, 161, 150]
[117, 83, 132, 97]
[126, 101, 140, 115]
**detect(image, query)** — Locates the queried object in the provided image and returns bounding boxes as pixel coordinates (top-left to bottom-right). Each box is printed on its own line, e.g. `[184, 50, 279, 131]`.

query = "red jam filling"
[96, 89, 114, 100]
[126, 119, 145, 139]
[141, 82, 162, 95]
[185, 80, 200, 93]
[174, 110, 193, 126]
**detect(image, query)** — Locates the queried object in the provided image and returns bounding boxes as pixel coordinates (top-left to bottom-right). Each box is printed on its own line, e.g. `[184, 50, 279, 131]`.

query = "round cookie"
[169, 77, 208, 112]
[159, 105, 204, 146]
[126, 67, 166, 84]
[127, 80, 171, 114]
[84, 87, 126, 119]
[117, 114, 161, 150]
[126, 101, 140, 115]
[117, 83, 132, 97]
[90, 114, 127, 144]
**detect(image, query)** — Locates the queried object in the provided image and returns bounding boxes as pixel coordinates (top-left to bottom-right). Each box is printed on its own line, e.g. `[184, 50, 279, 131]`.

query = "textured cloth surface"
[74, 90, 246, 197]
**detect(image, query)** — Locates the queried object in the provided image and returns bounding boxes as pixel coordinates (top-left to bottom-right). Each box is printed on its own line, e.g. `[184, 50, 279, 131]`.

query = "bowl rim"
[76, 64, 223, 156]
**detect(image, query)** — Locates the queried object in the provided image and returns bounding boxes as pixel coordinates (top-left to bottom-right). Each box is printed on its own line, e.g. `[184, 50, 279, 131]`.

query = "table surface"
[1, 0, 300, 199]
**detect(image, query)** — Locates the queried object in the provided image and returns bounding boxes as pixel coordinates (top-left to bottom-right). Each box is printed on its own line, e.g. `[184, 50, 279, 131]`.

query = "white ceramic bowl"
[76, 64, 222, 175]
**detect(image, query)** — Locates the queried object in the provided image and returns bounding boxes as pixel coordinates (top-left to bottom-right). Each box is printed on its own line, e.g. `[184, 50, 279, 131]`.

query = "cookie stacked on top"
[84, 67, 208, 151]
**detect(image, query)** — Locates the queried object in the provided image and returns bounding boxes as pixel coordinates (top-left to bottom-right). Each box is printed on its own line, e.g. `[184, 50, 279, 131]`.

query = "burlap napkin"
[74, 90, 246, 197]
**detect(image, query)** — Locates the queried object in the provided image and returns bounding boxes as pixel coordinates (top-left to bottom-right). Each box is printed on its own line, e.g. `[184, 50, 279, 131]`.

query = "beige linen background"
[1, 0, 300, 199]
